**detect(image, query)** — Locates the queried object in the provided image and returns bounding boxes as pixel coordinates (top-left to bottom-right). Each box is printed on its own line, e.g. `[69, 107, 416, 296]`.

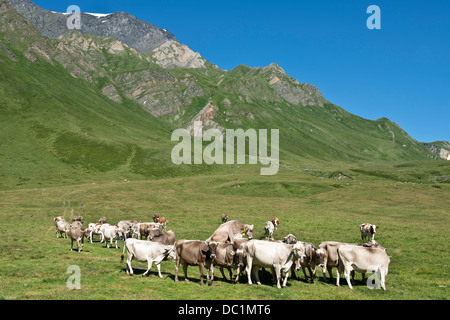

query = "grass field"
[0, 165, 448, 300]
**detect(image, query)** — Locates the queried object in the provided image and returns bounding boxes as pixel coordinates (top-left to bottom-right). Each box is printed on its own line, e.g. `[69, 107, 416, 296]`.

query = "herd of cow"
[53, 214, 391, 290]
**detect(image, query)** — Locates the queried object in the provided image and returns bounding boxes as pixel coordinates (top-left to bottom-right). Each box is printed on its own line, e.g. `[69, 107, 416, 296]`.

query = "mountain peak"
[6, 0, 177, 53]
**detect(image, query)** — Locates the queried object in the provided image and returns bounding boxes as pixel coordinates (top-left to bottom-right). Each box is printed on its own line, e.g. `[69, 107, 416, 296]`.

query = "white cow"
[360, 223, 379, 242]
[264, 221, 275, 240]
[245, 240, 306, 289]
[55, 219, 70, 238]
[102, 225, 124, 249]
[87, 223, 105, 243]
[336, 245, 391, 290]
[121, 238, 176, 277]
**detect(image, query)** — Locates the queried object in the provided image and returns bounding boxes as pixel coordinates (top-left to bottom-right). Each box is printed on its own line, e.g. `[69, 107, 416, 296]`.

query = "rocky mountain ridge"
[6, 0, 177, 52]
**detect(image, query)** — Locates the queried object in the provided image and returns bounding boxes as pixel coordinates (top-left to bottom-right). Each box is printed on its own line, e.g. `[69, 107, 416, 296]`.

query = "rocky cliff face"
[6, 0, 177, 52]
[422, 141, 450, 160]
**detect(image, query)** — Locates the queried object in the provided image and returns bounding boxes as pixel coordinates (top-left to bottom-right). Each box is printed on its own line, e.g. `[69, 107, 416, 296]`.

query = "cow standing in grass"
[68, 225, 91, 253]
[54, 217, 70, 238]
[360, 223, 379, 242]
[175, 240, 218, 286]
[121, 238, 176, 278]
[245, 240, 306, 289]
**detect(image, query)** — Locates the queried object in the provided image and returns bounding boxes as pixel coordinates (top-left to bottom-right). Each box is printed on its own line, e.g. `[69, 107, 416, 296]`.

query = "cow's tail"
[120, 241, 126, 263]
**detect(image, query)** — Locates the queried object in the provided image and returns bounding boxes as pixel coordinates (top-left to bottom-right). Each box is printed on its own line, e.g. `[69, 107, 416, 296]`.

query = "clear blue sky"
[33, 0, 450, 142]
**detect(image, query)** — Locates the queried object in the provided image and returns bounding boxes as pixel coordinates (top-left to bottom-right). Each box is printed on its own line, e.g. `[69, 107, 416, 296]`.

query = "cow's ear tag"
[243, 228, 246, 236]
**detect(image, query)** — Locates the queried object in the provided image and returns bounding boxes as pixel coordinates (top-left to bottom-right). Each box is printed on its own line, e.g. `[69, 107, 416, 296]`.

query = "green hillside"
[0, 0, 438, 191]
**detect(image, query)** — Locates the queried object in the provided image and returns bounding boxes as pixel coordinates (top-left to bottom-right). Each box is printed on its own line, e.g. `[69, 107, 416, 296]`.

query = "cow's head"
[272, 217, 280, 227]
[231, 243, 247, 267]
[314, 248, 326, 269]
[244, 224, 254, 240]
[165, 245, 176, 261]
[364, 240, 386, 252]
[152, 214, 159, 223]
[371, 225, 379, 234]
[203, 241, 218, 259]
[283, 234, 298, 244]
[115, 226, 125, 240]
[148, 228, 163, 241]
[292, 242, 307, 261]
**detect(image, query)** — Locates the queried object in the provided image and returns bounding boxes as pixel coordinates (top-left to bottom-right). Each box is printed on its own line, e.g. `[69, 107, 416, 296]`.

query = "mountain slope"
[0, 0, 441, 190]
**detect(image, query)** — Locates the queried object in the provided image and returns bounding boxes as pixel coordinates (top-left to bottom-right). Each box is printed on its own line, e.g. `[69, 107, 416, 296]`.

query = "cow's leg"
[246, 257, 253, 285]
[100, 232, 104, 243]
[219, 266, 226, 280]
[274, 265, 282, 289]
[302, 266, 308, 281]
[282, 268, 289, 288]
[174, 257, 180, 282]
[344, 269, 353, 289]
[115, 239, 118, 249]
[199, 263, 205, 286]
[380, 269, 386, 291]
[126, 255, 133, 276]
[227, 267, 233, 282]
[271, 267, 276, 284]
[183, 264, 189, 282]
[156, 262, 163, 278]
[76, 239, 81, 253]
[253, 266, 261, 285]
[327, 266, 334, 282]
[308, 266, 314, 283]
[70, 239, 74, 251]
[143, 259, 153, 277]
[336, 266, 341, 287]
[207, 263, 213, 286]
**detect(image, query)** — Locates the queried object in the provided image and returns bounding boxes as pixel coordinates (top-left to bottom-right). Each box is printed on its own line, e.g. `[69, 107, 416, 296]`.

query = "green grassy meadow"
[0, 166, 448, 300]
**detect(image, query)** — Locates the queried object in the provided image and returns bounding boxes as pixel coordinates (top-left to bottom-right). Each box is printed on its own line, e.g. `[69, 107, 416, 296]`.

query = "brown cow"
[206, 220, 254, 244]
[208, 240, 247, 283]
[139, 223, 161, 240]
[175, 240, 218, 286]
[293, 242, 319, 283]
[360, 223, 379, 242]
[147, 229, 176, 245]
[68, 226, 91, 253]
[152, 214, 167, 231]
[156, 217, 167, 231]
[272, 217, 280, 230]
